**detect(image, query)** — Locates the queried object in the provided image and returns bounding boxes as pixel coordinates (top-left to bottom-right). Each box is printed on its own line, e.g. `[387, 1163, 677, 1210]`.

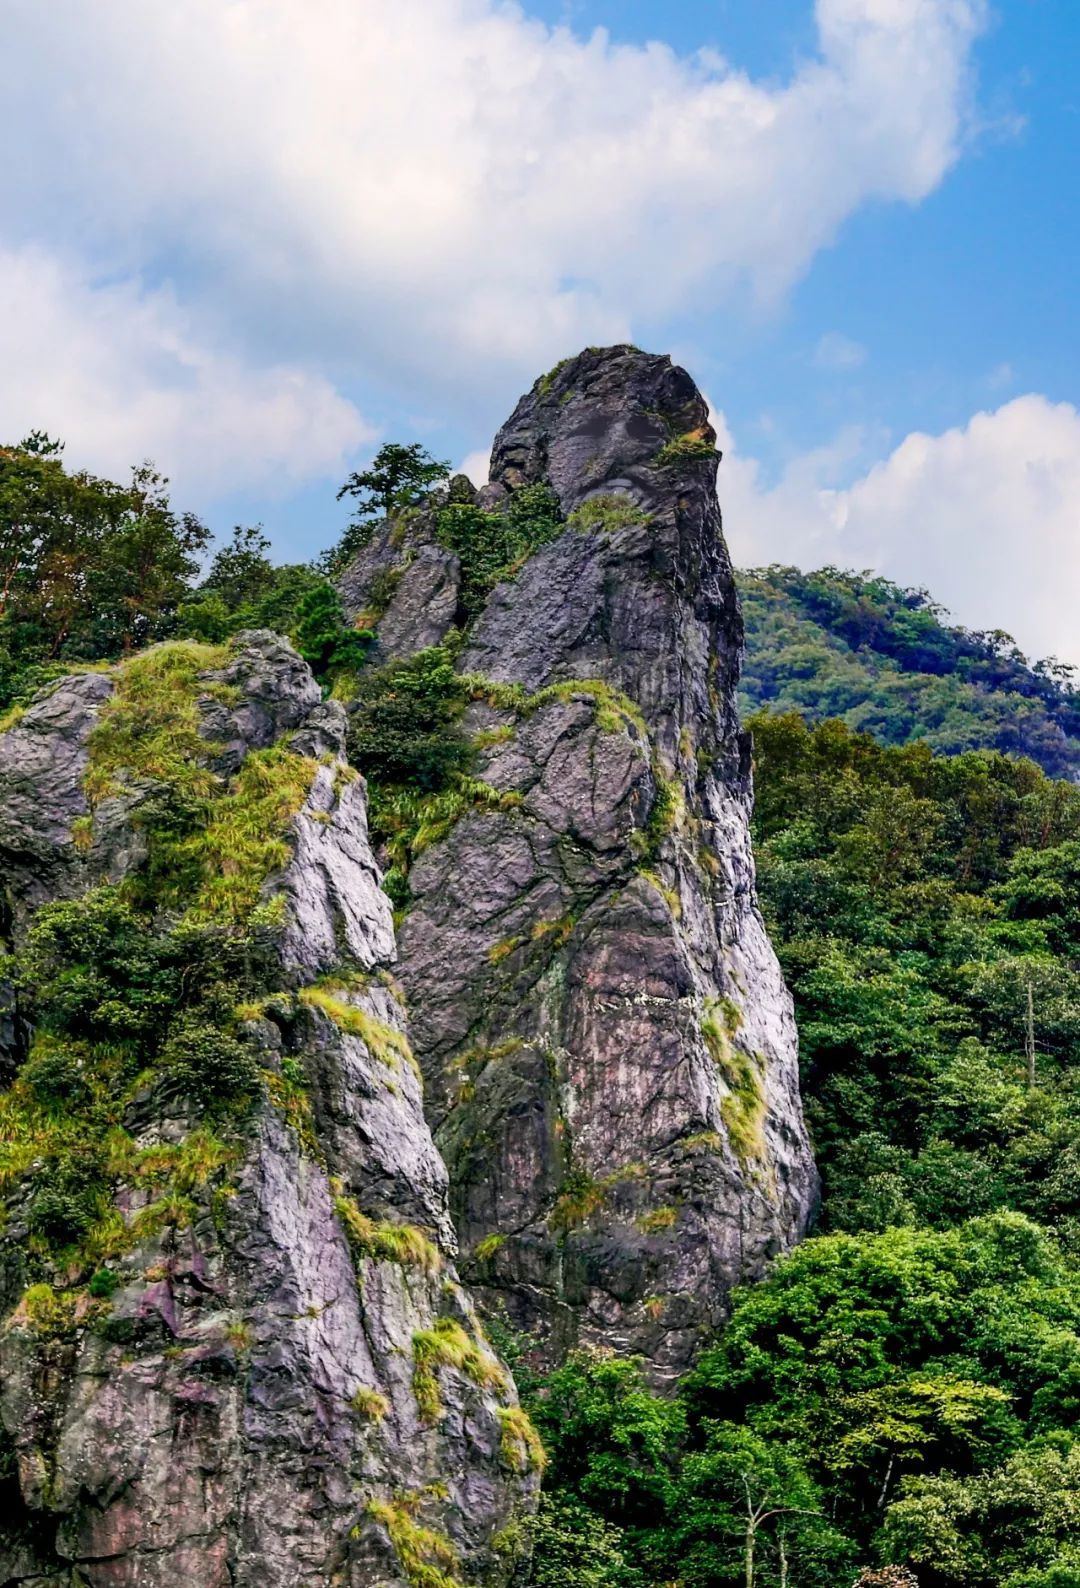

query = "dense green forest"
[739, 567, 1080, 781]
[4, 436, 1080, 1586]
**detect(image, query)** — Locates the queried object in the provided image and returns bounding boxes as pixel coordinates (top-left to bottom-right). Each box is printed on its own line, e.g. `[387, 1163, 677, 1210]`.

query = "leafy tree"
[744, 711, 1080, 1236]
[199, 523, 277, 611]
[291, 581, 371, 681]
[333, 442, 450, 567]
[347, 644, 470, 790]
[685, 1214, 1080, 1552]
[534, 1350, 683, 1529]
[175, 525, 323, 646]
[0, 438, 208, 705]
[853, 1571, 920, 1588]
[529, 1493, 645, 1588]
[673, 1422, 846, 1588]
[434, 482, 564, 619]
[17, 888, 181, 1053]
[883, 1442, 1080, 1587]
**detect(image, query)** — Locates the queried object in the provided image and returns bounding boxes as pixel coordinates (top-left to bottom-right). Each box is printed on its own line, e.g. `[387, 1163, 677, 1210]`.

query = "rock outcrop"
[339, 346, 818, 1378]
[0, 633, 537, 1587]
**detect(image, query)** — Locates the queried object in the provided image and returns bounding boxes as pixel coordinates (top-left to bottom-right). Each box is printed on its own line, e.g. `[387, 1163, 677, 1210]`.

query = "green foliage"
[84, 640, 233, 804]
[291, 580, 371, 681]
[335, 1191, 441, 1275]
[16, 891, 267, 1100]
[179, 745, 317, 922]
[88, 1267, 120, 1299]
[746, 710, 1080, 1239]
[568, 492, 651, 536]
[299, 984, 416, 1072]
[739, 566, 1080, 780]
[498, 1404, 548, 1472]
[82, 643, 317, 922]
[434, 482, 564, 620]
[702, 999, 766, 1165]
[27, 1168, 99, 1245]
[537, 356, 573, 395]
[654, 430, 717, 467]
[533, 1351, 683, 1534]
[333, 442, 451, 569]
[524, 703, 1080, 1588]
[364, 1494, 463, 1588]
[20, 1039, 92, 1110]
[17, 889, 184, 1052]
[342, 641, 533, 899]
[549, 1171, 609, 1235]
[674, 1421, 850, 1588]
[0, 437, 209, 708]
[411, 1316, 507, 1422]
[528, 1493, 645, 1588]
[159, 1011, 262, 1106]
[12, 1282, 80, 1338]
[176, 526, 324, 644]
[348, 644, 470, 790]
[883, 1442, 1080, 1586]
[4, 656, 298, 1280]
[686, 1214, 1080, 1556]
[641, 772, 683, 855]
[351, 1385, 390, 1422]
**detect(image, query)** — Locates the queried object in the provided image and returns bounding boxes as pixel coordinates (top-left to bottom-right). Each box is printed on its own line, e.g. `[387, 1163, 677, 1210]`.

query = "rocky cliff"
[0, 345, 817, 1586]
[0, 634, 537, 1587]
[339, 346, 818, 1377]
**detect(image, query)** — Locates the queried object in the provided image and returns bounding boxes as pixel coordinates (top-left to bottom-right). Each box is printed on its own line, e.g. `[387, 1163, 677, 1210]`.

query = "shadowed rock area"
[340, 347, 818, 1378]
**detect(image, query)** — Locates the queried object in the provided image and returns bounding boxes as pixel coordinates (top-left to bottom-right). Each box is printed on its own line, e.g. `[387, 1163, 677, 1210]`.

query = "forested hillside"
[738, 566, 1080, 780]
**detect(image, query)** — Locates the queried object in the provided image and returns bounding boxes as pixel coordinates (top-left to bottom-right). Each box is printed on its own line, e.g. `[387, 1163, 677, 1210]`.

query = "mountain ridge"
[738, 564, 1080, 780]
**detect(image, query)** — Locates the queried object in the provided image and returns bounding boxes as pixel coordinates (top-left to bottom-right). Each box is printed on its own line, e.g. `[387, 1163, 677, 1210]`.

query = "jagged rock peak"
[339, 346, 818, 1380]
[490, 343, 720, 510]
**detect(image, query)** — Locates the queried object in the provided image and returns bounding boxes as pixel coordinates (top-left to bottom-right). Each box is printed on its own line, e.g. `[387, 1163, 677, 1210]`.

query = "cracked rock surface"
[0, 634, 535, 1587]
[339, 346, 819, 1379]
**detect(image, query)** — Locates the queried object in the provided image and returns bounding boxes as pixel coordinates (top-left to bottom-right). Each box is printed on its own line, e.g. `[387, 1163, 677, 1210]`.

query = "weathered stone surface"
[343, 346, 818, 1378]
[0, 636, 535, 1586]
[339, 520, 462, 662]
[0, 673, 111, 928]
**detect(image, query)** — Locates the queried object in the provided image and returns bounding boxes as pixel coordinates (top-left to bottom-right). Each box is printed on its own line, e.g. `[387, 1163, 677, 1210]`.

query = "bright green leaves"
[434, 481, 564, 621]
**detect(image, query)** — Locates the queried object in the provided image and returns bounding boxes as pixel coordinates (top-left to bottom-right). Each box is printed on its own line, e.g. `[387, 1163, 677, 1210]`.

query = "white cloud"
[717, 395, 1080, 667]
[0, 246, 373, 499]
[0, 0, 988, 397]
[459, 449, 493, 488]
[814, 332, 868, 370]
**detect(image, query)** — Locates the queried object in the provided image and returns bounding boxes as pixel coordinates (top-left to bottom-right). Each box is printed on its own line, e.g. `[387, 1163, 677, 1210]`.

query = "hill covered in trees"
[738, 566, 1080, 780]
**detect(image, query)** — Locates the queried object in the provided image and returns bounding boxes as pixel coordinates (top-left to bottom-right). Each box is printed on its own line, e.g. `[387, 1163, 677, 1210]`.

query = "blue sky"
[2, 0, 1079, 661]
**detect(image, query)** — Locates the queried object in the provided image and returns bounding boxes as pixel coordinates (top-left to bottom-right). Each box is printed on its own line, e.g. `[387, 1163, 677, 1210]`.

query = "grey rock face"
[341, 346, 818, 1378]
[0, 636, 535, 1586]
[339, 523, 462, 663]
[0, 673, 112, 927]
